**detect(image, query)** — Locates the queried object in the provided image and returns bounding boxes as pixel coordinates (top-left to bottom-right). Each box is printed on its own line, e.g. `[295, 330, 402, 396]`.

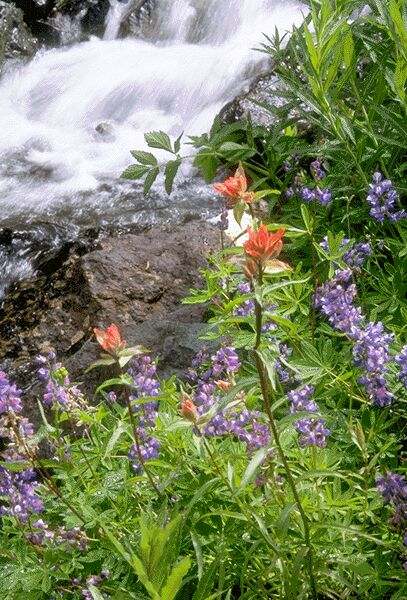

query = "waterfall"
[104, 0, 142, 41]
[0, 0, 304, 279]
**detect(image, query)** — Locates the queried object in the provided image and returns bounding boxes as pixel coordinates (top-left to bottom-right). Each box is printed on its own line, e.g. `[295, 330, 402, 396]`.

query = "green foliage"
[1, 1, 407, 598]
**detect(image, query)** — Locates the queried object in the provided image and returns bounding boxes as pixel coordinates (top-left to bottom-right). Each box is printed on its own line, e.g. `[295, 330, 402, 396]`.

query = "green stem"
[253, 267, 318, 599]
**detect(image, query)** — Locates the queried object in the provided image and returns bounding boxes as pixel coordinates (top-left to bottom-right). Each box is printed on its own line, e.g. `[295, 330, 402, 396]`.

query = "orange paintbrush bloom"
[94, 324, 126, 353]
[244, 224, 285, 263]
[180, 396, 198, 423]
[213, 164, 254, 207]
[215, 380, 232, 392]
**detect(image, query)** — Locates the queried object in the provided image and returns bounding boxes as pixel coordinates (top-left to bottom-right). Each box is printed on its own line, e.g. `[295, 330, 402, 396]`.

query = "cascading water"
[104, 0, 145, 41]
[0, 0, 304, 294]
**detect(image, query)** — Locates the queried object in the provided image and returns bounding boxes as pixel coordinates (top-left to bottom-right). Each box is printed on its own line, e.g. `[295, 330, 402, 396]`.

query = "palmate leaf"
[164, 159, 181, 194]
[144, 167, 160, 195]
[218, 141, 256, 162]
[130, 150, 158, 165]
[144, 130, 173, 153]
[193, 151, 219, 181]
[121, 164, 150, 180]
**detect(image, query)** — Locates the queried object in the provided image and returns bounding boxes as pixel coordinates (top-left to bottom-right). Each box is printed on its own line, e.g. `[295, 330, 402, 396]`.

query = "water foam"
[0, 0, 304, 225]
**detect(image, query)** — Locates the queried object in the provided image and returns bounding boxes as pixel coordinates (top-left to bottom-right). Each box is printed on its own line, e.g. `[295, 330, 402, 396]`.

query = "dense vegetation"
[0, 0, 406, 598]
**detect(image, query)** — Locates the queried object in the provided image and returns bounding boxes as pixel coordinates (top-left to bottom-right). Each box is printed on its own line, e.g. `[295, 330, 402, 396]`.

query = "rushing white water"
[0, 0, 304, 229]
[104, 0, 141, 41]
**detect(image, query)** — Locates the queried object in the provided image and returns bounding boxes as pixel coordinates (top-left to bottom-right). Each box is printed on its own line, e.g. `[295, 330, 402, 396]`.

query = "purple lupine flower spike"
[295, 418, 331, 448]
[315, 270, 394, 406]
[127, 355, 161, 473]
[314, 269, 363, 339]
[353, 322, 394, 407]
[396, 345, 407, 388]
[288, 385, 318, 413]
[367, 172, 406, 222]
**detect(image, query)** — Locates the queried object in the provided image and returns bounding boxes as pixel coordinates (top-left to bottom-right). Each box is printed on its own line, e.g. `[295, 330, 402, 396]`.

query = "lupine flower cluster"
[72, 570, 110, 599]
[286, 183, 332, 206]
[376, 472, 407, 568]
[320, 237, 372, 269]
[367, 172, 406, 223]
[0, 464, 43, 522]
[0, 371, 23, 413]
[288, 385, 331, 447]
[343, 241, 372, 269]
[315, 270, 394, 406]
[186, 348, 271, 453]
[314, 269, 363, 339]
[127, 355, 160, 473]
[300, 186, 332, 206]
[189, 346, 240, 416]
[211, 347, 241, 376]
[233, 281, 277, 332]
[395, 345, 407, 388]
[27, 519, 88, 550]
[353, 322, 394, 407]
[204, 408, 271, 452]
[234, 281, 255, 317]
[0, 372, 34, 453]
[0, 372, 43, 522]
[295, 418, 331, 448]
[310, 159, 326, 180]
[36, 353, 86, 411]
[286, 159, 332, 206]
[275, 343, 294, 385]
[288, 384, 318, 413]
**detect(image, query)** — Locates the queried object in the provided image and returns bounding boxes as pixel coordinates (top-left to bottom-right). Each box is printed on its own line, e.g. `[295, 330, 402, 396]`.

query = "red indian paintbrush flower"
[244, 224, 285, 263]
[180, 396, 198, 423]
[94, 324, 126, 354]
[213, 164, 254, 207]
[215, 380, 232, 392]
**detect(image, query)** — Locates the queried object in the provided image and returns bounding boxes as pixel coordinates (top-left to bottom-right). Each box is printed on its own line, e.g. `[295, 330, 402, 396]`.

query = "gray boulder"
[0, 221, 221, 393]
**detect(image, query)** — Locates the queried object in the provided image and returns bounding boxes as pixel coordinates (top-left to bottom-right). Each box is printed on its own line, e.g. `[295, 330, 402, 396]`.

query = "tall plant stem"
[253, 267, 318, 600]
[309, 209, 319, 341]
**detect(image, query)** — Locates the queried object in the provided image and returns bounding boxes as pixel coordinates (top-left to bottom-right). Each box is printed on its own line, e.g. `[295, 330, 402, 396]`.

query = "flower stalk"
[253, 265, 318, 600]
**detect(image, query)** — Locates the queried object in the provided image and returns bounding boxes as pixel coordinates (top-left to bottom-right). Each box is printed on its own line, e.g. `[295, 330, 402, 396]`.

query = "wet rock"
[95, 121, 116, 140]
[12, 0, 58, 44]
[75, 0, 110, 38]
[0, 221, 220, 398]
[121, 0, 156, 39]
[218, 71, 285, 128]
[12, 0, 110, 45]
[0, 1, 38, 62]
[218, 62, 311, 133]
